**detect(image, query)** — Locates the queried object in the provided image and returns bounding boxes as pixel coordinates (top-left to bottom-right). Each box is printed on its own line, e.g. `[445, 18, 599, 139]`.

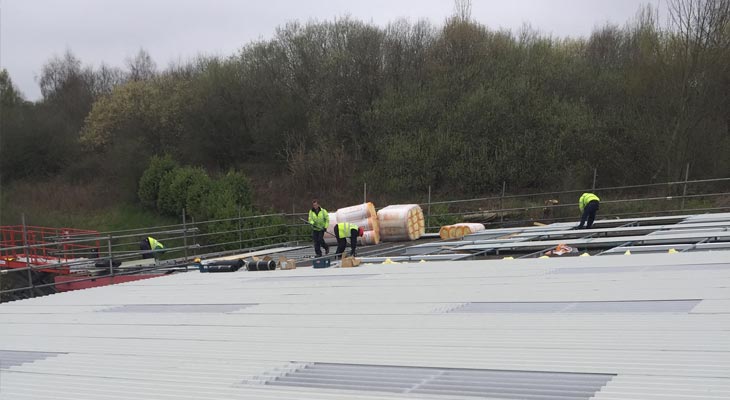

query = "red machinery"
[0, 226, 100, 274]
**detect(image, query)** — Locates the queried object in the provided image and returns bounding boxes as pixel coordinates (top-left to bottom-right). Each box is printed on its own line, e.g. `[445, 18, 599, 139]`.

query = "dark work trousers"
[140, 239, 153, 259]
[334, 228, 358, 257]
[579, 200, 600, 229]
[312, 230, 329, 257]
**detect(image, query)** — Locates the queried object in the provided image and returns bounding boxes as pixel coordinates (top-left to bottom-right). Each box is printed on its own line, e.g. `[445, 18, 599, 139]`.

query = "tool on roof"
[299, 217, 336, 238]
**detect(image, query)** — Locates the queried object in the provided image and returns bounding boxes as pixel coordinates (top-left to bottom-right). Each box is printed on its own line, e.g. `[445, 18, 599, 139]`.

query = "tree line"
[1, 0, 728, 216]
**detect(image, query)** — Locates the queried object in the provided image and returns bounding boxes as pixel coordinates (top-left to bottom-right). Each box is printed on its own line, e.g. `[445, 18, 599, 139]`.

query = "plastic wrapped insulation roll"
[336, 202, 376, 222]
[377, 204, 424, 241]
[323, 202, 381, 245]
[439, 223, 486, 240]
[359, 230, 380, 245]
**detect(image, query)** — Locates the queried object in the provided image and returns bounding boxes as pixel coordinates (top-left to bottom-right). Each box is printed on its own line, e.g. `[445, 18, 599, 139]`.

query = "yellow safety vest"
[308, 208, 329, 230]
[148, 237, 164, 250]
[579, 193, 600, 212]
[337, 222, 359, 238]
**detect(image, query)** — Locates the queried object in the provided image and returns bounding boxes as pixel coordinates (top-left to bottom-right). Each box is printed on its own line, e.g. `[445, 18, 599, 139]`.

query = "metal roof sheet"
[1, 232, 729, 399]
[455, 231, 730, 251]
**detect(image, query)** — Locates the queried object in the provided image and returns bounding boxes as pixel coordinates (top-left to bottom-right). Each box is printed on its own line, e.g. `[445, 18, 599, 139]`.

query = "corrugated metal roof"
[455, 231, 730, 251]
[402, 215, 730, 259]
[1, 231, 729, 399]
[265, 362, 616, 399]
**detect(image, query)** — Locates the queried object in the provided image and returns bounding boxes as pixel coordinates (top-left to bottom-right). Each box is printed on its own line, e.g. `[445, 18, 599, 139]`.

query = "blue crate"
[312, 258, 331, 269]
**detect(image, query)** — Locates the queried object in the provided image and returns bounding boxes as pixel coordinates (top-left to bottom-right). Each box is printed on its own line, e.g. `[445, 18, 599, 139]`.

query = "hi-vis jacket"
[336, 222, 359, 238]
[578, 193, 600, 212]
[308, 208, 329, 231]
[147, 237, 164, 250]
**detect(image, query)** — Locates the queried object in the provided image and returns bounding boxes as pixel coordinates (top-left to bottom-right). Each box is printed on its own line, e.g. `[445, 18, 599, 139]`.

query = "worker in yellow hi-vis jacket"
[577, 193, 600, 229]
[308, 199, 330, 257]
[140, 236, 164, 259]
[334, 222, 364, 257]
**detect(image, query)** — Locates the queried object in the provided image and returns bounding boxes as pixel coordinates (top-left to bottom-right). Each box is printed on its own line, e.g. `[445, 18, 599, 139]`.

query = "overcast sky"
[2, 0, 657, 101]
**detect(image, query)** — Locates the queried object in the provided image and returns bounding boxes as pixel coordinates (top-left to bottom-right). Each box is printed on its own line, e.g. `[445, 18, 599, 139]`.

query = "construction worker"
[577, 192, 600, 229]
[140, 236, 164, 259]
[334, 222, 364, 257]
[308, 199, 330, 257]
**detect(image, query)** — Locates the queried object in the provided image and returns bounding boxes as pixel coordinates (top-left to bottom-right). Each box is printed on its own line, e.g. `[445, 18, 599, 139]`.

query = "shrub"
[426, 203, 462, 230]
[219, 170, 253, 209]
[185, 173, 214, 219]
[157, 166, 209, 216]
[138, 155, 178, 208]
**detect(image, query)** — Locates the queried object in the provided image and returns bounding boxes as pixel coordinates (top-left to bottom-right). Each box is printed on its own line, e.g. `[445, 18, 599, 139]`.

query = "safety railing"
[0, 209, 316, 302]
[2, 175, 728, 302]
[417, 177, 730, 231]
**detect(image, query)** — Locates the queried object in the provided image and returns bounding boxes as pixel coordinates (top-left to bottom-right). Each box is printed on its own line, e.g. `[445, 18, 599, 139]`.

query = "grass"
[2, 177, 726, 235]
[1, 203, 178, 233]
[1, 179, 177, 232]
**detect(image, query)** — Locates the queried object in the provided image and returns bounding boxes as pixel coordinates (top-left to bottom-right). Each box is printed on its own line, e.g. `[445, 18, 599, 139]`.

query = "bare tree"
[126, 48, 157, 81]
[663, 0, 730, 179]
[453, 0, 472, 23]
[38, 49, 83, 99]
[668, 0, 730, 51]
[90, 63, 126, 96]
[0, 69, 23, 105]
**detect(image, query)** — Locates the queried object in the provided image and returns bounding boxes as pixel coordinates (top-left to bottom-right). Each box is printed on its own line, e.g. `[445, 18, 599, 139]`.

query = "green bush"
[185, 173, 214, 219]
[138, 155, 179, 208]
[240, 209, 288, 247]
[192, 179, 241, 250]
[219, 170, 253, 209]
[198, 179, 239, 219]
[143, 161, 256, 221]
[188, 174, 283, 251]
[157, 166, 209, 216]
[426, 203, 462, 231]
[370, 130, 455, 193]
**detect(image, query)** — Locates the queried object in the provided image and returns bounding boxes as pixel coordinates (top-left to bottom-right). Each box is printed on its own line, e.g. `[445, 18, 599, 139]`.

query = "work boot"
[324, 247, 329, 255]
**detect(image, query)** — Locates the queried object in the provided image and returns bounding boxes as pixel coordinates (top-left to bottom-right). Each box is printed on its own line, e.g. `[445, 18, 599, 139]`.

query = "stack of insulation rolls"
[439, 223, 486, 240]
[325, 202, 380, 246]
[377, 204, 425, 241]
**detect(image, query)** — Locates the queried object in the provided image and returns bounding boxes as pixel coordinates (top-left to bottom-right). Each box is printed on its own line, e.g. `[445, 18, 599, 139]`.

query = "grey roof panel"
[447, 300, 701, 314]
[600, 242, 730, 254]
[266, 362, 615, 400]
[455, 231, 730, 251]
[0, 350, 64, 369]
[246, 274, 380, 282]
[552, 264, 730, 274]
[101, 303, 257, 313]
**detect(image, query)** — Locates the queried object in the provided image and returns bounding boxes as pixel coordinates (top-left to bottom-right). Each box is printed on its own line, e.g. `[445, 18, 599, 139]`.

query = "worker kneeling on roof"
[140, 236, 164, 259]
[334, 222, 364, 257]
